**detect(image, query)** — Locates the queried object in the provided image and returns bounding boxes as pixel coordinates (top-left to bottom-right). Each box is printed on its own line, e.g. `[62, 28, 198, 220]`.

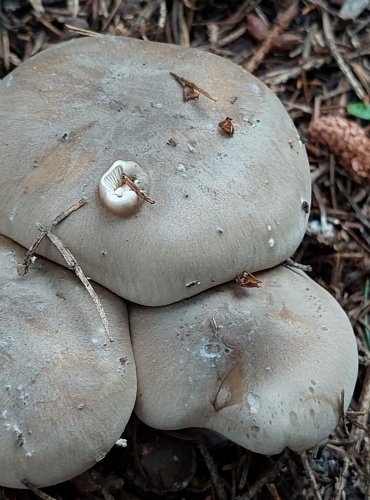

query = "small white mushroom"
[0, 235, 136, 488]
[130, 265, 358, 454]
[98, 160, 151, 215]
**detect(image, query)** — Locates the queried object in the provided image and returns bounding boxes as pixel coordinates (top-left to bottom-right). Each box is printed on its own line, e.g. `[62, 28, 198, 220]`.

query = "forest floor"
[0, 0, 369, 499]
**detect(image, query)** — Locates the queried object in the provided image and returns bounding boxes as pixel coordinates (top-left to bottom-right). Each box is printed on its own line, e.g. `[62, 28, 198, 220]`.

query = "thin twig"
[65, 24, 101, 37]
[283, 258, 312, 272]
[266, 482, 282, 500]
[341, 224, 370, 256]
[37, 224, 113, 342]
[170, 72, 217, 101]
[333, 455, 350, 500]
[17, 198, 87, 276]
[196, 434, 227, 500]
[17, 227, 48, 276]
[322, 11, 366, 101]
[312, 183, 332, 235]
[300, 451, 322, 500]
[262, 56, 331, 86]
[121, 175, 155, 204]
[238, 452, 251, 490]
[352, 364, 370, 452]
[21, 480, 56, 500]
[237, 452, 288, 500]
[101, 0, 125, 32]
[51, 197, 87, 226]
[336, 182, 370, 231]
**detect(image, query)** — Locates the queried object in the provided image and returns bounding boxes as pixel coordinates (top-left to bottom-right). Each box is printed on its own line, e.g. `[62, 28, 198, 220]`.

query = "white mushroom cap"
[0, 235, 136, 488]
[130, 266, 358, 454]
[98, 160, 151, 215]
[0, 36, 310, 306]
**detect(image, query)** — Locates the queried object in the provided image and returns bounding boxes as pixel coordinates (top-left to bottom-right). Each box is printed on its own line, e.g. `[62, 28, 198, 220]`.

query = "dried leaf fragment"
[170, 72, 217, 102]
[183, 84, 200, 102]
[218, 117, 234, 136]
[235, 272, 262, 288]
[308, 116, 370, 182]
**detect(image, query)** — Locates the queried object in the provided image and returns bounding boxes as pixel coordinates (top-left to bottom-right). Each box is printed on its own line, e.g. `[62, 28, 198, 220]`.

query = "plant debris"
[37, 224, 114, 343]
[218, 116, 235, 136]
[235, 271, 262, 288]
[170, 71, 217, 102]
[16, 197, 87, 276]
[121, 174, 155, 205]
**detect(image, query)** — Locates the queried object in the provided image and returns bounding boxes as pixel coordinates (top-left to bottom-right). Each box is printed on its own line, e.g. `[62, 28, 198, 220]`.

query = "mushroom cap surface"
[0, 36, 310, 306]
[130, 266, 358, 454]
[0, 235, 136, 488]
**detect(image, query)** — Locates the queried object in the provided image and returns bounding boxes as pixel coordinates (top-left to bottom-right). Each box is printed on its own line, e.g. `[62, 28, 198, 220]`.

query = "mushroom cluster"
[0, 36, 358, 489]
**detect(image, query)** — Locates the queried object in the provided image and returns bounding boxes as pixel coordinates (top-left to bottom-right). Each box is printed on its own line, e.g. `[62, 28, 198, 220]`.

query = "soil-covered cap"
[0, 36, 311, 306]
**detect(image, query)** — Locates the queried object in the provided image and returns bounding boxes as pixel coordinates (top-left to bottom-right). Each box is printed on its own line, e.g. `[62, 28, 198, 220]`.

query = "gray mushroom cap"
[130, 265, 358, 454]
[0, 235, 136, 488]
[0, 36, 310, 306]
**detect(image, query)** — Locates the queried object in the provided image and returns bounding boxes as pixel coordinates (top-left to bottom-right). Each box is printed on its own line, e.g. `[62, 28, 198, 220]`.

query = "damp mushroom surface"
[0, 235, 137, 489]
[0, 35, 311, 306]
[130, 265, 358, 454]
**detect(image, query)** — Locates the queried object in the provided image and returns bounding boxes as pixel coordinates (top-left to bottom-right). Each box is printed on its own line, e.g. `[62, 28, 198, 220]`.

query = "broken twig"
[17, 198, 87, 276]
[283, 258, 312, 272]
[170, 72, 217, 101]
[36, 223, 113, 343]
[65, 24, 101, 37]
[21, 480, 56, 500]
[300, 451, 322, 500]
[322, 11, 366, 101]
[121, 175, 155, 204]
[196, 434, 227, 500]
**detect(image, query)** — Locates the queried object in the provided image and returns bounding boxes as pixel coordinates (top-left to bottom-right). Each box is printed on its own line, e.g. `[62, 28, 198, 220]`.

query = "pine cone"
[308, 116, 370, 183]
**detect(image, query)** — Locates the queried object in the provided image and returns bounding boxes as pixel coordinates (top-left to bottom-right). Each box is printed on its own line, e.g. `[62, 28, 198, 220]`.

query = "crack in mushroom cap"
[0, 235, 136, 488]
[130, 266, 358, 455]
[0, 36, 311, 306]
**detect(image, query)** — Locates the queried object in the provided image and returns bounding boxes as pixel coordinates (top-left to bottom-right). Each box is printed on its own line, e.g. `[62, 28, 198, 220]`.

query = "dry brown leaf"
[218, 117, 234, 136]
[183, 84, 200, 102]
[170, 72, 217, 102]
[235, 272, 262, 288]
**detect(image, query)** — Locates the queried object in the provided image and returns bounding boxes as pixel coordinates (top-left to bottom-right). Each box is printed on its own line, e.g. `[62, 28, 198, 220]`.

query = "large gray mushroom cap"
[0, 235, 136, 488]
[130, 265, 358, 454]
[0, 36, 310, 306]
